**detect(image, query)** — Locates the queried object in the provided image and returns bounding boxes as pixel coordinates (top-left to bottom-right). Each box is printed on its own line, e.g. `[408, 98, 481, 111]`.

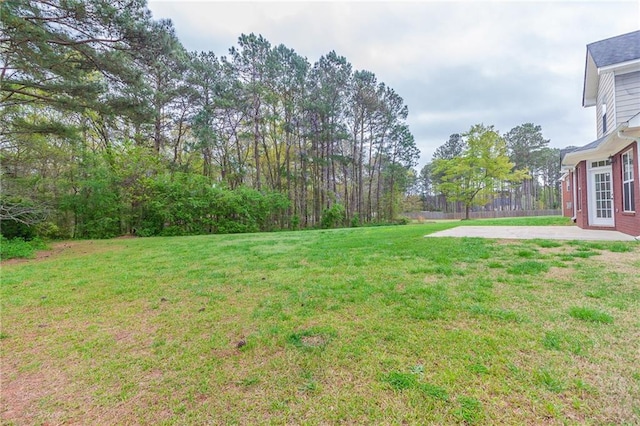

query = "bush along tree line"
[413, 123, 562, 217]
[0, 0, 420, 239]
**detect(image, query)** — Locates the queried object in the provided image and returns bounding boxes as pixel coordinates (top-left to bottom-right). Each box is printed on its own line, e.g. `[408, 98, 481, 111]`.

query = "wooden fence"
[402, 209, 562, 220]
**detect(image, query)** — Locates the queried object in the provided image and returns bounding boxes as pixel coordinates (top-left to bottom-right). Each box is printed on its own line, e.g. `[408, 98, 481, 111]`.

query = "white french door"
[588, 166, 614, 227]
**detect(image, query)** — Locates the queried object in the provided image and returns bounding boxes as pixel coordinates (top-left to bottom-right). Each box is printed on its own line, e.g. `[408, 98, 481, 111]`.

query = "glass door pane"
[594, 172, 612, 219]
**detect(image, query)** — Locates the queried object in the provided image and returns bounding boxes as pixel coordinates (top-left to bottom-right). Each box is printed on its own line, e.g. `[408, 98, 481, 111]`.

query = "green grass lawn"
[2, 218, 639, 424]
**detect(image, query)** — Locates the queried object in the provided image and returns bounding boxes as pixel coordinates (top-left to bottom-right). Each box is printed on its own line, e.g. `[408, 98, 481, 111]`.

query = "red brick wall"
[612, 142, 640, 236]
[574, 161, 589, 229]
[574, 142, 640, 236]
[562, 173, 573, 218]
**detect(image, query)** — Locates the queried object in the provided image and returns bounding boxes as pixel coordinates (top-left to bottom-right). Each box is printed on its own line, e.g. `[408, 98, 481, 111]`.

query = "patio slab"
[425, 226, 638, 241]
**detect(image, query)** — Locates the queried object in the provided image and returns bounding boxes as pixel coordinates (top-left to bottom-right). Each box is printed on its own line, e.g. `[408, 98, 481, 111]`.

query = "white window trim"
[622, 149, 635, 213]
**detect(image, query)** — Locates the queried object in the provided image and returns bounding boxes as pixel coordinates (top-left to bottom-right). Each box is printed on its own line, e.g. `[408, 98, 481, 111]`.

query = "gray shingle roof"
[561, 136, 607, 164]
[588, 30, 640, 68]
[566, 135, 608, 155]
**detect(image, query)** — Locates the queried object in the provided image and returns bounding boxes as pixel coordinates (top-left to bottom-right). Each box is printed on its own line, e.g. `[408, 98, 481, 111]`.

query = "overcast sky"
[147, 0, 639, 168]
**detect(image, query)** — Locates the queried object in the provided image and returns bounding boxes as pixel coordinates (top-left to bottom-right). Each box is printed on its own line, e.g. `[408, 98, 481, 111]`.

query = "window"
[602, 103, 607, 134]
[622, 150, 635, 212]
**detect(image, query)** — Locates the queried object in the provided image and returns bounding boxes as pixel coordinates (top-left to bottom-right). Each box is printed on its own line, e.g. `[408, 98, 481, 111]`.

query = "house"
[561, 30, 640, 237]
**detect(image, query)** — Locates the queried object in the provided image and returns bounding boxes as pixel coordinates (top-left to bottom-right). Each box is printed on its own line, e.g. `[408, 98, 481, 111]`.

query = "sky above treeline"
[147, 0, 640, 168]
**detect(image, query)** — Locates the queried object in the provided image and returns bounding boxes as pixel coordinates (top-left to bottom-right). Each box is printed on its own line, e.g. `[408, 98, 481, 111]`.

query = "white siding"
[615, 71, 640, 124]
[596, 72, 615, 137]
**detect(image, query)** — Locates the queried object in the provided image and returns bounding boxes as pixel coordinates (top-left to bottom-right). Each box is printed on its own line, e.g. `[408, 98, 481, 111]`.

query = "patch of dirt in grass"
[301, 335, 328, 347]
[3, 350, 175, 424]
[495, 239, 525, 246]
[423, 275, 439, 284]
[536, 246, 571, 256]
[298, 258, 310, 267]
[592, 249, 640, 275]
[573, 357, 639, 424]
[113, 329, 135, 344]
[544, 265, 574, 281]
[1, 362, 72, 424]
[212, 348, 238, 358]
[522, 244, 638, 282]
[1, 241, 75, 265]
[114, 234, 138, 239]
[1, 240, 121, 266]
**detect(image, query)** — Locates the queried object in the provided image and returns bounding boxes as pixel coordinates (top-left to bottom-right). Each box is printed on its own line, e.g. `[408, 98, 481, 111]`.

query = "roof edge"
[562, 123, 630, 167]
[582, 51, 598, 108]
[586, 29, 640, 50]
[599, 58, 640, 74]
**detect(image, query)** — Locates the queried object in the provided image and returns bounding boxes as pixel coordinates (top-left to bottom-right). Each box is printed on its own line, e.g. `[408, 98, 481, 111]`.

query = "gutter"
[618, 122, 636, 141]
[563, 122, 633, 168]
[572, 167, 577, 222]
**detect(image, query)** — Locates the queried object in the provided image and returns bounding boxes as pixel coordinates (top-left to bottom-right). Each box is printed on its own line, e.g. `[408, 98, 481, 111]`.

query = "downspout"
[571, 168, 577, 223]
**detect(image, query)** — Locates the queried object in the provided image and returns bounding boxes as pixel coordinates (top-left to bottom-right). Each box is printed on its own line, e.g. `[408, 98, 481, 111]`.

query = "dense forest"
[1, 1, 560, 241]
[1, 0, 419, 239]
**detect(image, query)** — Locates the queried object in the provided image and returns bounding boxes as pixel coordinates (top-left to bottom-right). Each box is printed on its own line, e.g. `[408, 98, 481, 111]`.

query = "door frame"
[587, 160, 614, 227]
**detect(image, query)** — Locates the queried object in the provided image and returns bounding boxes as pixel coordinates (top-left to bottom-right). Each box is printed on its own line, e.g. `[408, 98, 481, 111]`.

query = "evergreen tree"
[504, 123, 550, 210]
[1, 2, 421, 237]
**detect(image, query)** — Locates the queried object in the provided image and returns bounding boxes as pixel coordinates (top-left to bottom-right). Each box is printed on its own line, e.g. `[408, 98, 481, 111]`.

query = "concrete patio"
[425, 226, 638, 241]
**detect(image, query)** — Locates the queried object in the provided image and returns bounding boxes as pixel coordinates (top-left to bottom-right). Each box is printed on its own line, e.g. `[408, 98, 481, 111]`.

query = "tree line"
[412, 123, 562, 217]
[1, 0, 419, 239]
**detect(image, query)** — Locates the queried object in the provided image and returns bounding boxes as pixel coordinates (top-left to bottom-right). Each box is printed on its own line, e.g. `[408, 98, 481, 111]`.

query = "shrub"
[291, 214, 300, 230]
[320, 204, 345, 229]
[79, 217, 120, 239]
[35, 221, 65, 239]
[136, 175, 290, 236]
[0, 237, 47, 260]
[395, 216, 410, 225]
[0, 219, 35, 240]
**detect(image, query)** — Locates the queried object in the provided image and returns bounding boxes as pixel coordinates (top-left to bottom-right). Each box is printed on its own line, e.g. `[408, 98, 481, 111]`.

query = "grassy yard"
[2, 217, 639, 424]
